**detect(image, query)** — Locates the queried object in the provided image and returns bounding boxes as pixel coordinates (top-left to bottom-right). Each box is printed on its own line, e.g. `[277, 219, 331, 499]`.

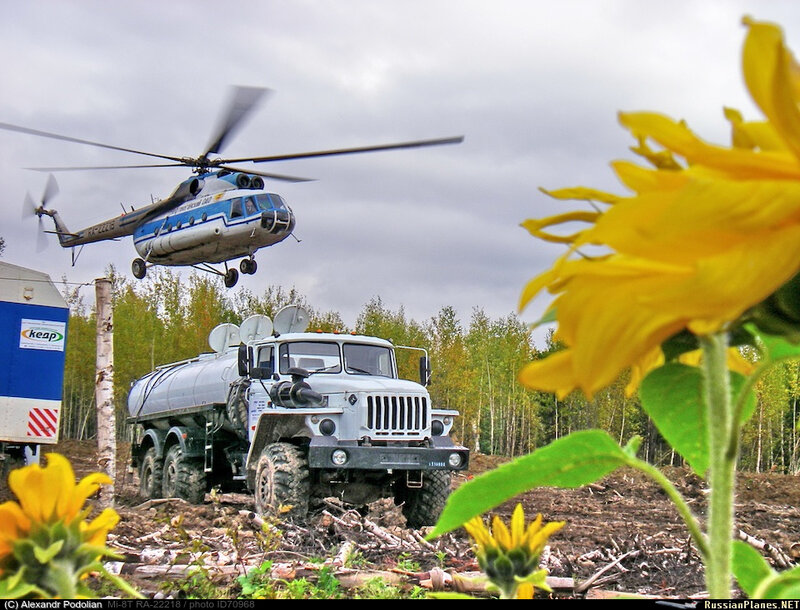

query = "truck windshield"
[343, 343, 394, 378]
[279, 341, 341, 374]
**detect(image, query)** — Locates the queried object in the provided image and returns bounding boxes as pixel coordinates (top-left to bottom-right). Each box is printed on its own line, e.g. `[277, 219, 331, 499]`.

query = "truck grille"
[365, 395, 428, 436]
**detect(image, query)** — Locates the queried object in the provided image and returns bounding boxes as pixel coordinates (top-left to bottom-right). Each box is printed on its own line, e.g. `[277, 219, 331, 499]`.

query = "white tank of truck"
[127, 323, 241, 423]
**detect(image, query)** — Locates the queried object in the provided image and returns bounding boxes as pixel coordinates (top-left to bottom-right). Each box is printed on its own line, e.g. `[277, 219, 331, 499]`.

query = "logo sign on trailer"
[19, 319, 66, 352]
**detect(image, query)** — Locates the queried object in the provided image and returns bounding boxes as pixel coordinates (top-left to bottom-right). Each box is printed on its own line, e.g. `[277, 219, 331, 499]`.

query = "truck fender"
[163, 426, 205, 459]
[245, 413, 309, 486]
[136, 428, 167, 464]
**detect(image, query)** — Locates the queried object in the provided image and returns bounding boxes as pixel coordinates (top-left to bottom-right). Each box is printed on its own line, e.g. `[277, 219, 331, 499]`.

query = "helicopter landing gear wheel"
[240, 258, 257, 275]
[224, 268, 239, 288]
[132, 258, 147, 280]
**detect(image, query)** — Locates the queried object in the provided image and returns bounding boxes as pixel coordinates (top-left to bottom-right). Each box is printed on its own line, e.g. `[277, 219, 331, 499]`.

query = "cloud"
[2, 0, 800, 344]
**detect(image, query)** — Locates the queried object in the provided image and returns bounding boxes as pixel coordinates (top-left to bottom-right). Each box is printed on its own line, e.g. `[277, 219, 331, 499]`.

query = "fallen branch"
[131, 497, 189, 511]
[575, 549, 641, 594]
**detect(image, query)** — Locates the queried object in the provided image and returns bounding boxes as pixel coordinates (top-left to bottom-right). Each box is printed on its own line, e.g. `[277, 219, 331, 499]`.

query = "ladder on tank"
[204, 418, 214, 474]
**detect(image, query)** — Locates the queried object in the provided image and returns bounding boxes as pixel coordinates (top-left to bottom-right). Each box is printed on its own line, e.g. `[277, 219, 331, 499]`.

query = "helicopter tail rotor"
[22, 191, 36, 220]
[23, 174, 59, 251]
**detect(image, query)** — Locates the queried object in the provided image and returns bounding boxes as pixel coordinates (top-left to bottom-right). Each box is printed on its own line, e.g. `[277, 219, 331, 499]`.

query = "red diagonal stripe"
[28, 411, 48, 435]
[27, 409, 57, 438]
[34, 408, 58, 429]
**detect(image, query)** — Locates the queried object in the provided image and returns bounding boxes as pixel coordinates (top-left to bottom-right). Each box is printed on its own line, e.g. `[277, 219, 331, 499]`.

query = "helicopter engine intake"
[169, 177, 205, 200]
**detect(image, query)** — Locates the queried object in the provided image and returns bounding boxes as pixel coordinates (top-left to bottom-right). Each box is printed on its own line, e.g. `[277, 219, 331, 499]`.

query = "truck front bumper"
[308, 436, 469, 471]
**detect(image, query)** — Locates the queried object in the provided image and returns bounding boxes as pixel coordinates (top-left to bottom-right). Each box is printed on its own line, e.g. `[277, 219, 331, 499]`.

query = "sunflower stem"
[625, 457, 709, 560]
[700, 332, 736, 599]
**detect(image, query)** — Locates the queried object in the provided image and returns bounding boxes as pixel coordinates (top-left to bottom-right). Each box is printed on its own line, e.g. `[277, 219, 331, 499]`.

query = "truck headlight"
[331, 449, 348, 466]
[431, 420, 444, 436]
[448, 453, 462, 468]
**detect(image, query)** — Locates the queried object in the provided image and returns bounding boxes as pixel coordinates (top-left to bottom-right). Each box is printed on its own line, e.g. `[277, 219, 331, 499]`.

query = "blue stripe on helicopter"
[132, 194, 285, 244]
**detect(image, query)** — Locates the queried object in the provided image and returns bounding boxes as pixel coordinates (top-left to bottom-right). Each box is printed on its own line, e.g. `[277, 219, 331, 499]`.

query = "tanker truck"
[127, 306, 469, 527]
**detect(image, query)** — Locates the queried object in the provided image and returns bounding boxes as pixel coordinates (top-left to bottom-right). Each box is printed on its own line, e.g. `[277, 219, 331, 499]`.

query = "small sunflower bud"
[463, 503, 564, 599]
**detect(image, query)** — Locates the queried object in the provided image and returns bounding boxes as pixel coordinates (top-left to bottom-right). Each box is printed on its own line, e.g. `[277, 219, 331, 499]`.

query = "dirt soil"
[7, 441, 800, 599]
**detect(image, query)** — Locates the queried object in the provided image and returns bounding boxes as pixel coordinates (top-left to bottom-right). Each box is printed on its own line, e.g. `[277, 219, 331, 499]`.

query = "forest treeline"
[60, 267, 800, 473]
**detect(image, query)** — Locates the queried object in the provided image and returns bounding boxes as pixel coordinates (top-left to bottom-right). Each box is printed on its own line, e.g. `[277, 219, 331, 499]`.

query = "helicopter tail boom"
[39, 207, 136, 248]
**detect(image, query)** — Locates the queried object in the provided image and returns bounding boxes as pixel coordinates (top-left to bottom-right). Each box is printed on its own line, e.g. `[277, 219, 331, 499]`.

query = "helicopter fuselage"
[133, 187, 294, 265]
[44, 170, 295, 269]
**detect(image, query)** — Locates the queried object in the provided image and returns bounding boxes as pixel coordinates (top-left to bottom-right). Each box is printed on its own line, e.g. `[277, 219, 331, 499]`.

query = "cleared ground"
[6, 440, 799, 598]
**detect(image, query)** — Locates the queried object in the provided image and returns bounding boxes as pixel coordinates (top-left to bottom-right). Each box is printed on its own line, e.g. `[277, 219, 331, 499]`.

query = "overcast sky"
[2, 0, 799, 347]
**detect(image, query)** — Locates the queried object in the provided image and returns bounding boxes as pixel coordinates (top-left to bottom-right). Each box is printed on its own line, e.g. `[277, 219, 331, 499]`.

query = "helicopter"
[4, 87, 463, 288]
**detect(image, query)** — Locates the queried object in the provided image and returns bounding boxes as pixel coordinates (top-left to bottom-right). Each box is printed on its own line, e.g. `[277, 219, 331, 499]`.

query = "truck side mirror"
[419, 356, 431, 387]
[237, 344, 250, 377]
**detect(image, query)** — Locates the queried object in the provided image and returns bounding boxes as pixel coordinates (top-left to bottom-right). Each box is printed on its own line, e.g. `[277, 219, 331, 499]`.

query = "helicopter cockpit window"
[255, 194, 271, 211]
[230, 198, 243, 219]
[244, 197, 258, 216]
[269, 194, 287, 209]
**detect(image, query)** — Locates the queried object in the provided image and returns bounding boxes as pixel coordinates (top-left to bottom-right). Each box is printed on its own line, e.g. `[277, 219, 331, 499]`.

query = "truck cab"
[240, 331, 468, 526]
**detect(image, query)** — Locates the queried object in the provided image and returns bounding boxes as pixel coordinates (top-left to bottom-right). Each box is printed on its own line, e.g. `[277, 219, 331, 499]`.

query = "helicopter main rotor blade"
[0, 121, 185, 163]
[204, 86, 271, 157]
[217, 165, 313, 183]
[223, 135, 465, 165]
[25, 162, 191, 172]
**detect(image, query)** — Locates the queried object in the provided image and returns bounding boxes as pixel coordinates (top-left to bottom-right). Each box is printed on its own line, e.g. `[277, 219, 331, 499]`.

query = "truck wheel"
[399, 471, 452, 529]
[162, 445, 206, 504]
[226, 380, 251, 440]
[139, 447, 163, 499]
[254, 442, 310, 520]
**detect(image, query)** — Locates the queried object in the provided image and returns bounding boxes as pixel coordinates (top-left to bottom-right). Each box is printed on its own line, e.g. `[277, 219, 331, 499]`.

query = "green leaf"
[639, 363, 709, 476]
[533, 307, 557, 328]
[0, 578, 44, 599]
[33, 539, 65, 564]
[427, 592, 479, 599]
[733, 540, 800, 598]
[732, 540, 773, 597]
[746, 323, 800, 362]
[429, 430, 629, 538]
[622, 435, 642, 458]
[731, 371, 757, 425]
[516, 568, 550, 592]
[759, 567, 800, 599]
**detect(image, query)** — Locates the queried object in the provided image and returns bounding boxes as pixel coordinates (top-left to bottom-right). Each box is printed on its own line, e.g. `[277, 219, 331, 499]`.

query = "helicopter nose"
[261, 209, 294, 234]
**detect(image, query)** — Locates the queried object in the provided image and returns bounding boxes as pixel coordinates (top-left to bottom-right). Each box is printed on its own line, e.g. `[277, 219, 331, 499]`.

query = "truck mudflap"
[308, 436, 469, 471]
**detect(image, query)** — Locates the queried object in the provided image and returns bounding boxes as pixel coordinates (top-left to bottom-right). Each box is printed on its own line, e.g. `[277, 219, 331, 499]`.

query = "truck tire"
[161, 445, 206, 504]
[399, 471, 451, 529]
[254, 442, 310, 520]
[139, 447, 163, 499]
[226, 380, 250, 440]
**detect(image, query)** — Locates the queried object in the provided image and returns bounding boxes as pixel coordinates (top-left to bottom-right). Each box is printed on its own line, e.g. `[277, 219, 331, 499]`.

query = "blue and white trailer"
[0, 262, 69, 464]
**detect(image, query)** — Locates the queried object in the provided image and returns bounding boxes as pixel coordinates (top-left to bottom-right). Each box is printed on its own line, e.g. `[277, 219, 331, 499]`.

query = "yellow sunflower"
[463, 504, 564, 599]
[520, 17, 800, 399]
[0, 453, 129, 598]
